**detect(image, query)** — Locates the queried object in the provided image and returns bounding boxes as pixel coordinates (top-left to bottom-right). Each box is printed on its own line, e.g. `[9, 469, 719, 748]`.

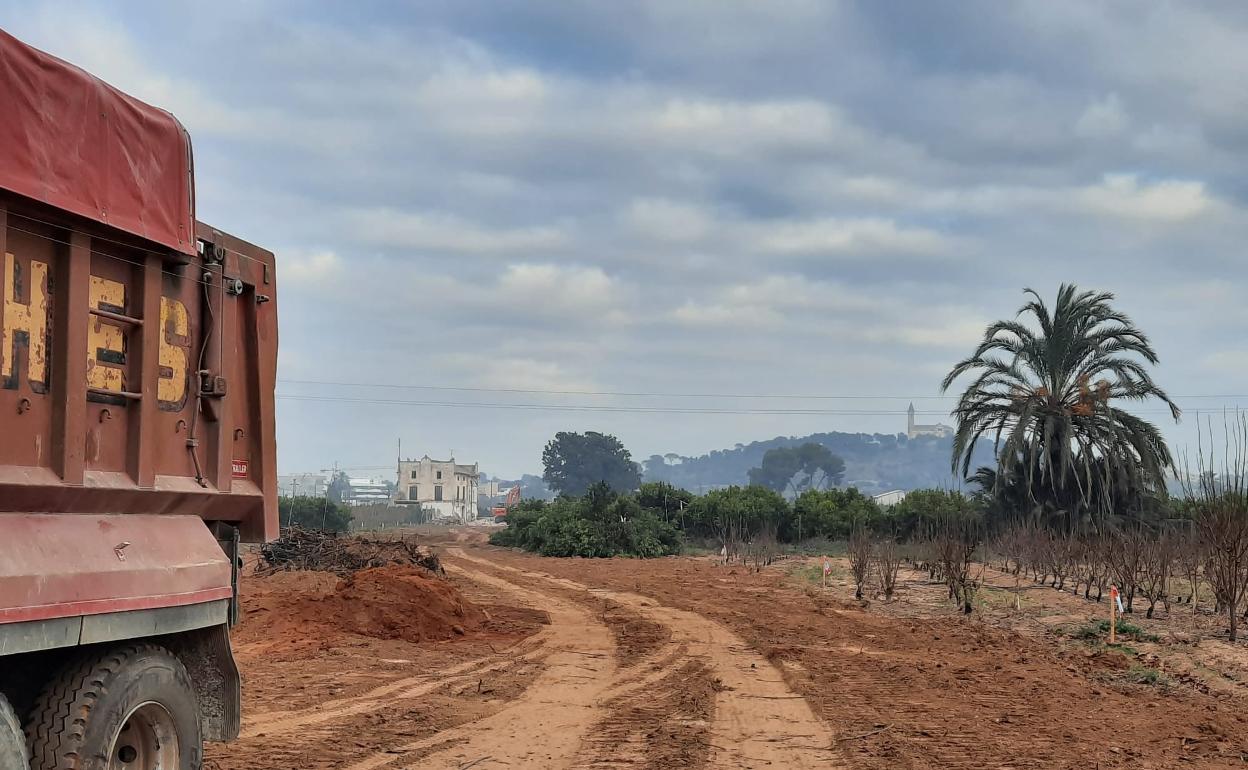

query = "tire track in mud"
[343, 560, 619, 770]
[450, 550, 846, 770]
[239, 632, 548, 739]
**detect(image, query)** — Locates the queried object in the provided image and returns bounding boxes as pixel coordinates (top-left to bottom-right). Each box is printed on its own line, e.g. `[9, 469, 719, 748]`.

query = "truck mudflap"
[0, 513, 232, 626]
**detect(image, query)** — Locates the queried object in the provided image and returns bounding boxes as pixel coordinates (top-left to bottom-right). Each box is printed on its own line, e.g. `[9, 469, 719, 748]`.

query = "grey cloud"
[5, 0, 1246, 475]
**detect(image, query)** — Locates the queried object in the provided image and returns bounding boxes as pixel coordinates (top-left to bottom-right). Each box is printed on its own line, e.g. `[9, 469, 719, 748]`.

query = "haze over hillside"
[640, 432, 995, 496]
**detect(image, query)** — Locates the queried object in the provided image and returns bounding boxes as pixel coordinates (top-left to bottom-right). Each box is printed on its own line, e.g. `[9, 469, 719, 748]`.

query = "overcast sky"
[6, 1, 1248, 479]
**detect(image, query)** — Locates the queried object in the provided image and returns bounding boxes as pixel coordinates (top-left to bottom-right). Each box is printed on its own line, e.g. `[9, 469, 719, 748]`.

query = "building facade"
[872, 489, 907, 507]
[342, 477, 392, 506]
[396, 455, 480, 522]
[906, 403, 954, 439]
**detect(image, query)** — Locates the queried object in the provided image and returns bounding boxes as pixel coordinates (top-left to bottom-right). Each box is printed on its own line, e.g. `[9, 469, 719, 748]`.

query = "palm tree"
[942, 284, 1179, 531]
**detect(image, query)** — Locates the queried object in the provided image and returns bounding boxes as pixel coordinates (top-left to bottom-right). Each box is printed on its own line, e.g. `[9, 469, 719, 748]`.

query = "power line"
[277, 378, 1248, 402]
[276, 393, 937, 415]
[278, 378, 947, 400]
[275, 392, 1206, 417]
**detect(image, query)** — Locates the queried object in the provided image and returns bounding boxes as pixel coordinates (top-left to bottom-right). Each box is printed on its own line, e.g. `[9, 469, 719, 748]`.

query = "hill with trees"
[641, 431, 992, 495]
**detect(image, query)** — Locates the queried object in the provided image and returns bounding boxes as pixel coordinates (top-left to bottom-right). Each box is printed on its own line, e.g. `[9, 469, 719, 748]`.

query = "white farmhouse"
[872, 489, 908, 507]
[396, 455, 480, 523]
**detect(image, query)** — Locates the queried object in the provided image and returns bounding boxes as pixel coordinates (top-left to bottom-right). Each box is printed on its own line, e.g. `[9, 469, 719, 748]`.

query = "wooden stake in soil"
[1109, 584, 1118, 644]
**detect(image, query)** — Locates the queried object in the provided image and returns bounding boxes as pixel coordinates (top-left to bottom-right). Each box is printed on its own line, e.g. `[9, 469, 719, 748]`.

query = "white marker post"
[1109, 584, 1119, 644]
[822, 557, 832, 590]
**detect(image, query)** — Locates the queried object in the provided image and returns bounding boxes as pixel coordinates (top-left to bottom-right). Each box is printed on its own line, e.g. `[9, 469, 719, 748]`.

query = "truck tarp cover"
[0, 28, 194, 256]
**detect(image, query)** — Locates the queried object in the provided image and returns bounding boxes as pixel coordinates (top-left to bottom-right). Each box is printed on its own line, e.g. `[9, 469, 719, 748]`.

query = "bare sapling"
[715, 511, 744, 565]
[1079, 535, 1109, 602]
[848, 527, 872, 600]
[1182, 414, 1248, 642]
[1139, 533, 1177, 619]
[1050, 531, 1078, 592]
[1107, 527, 1147, 613]
[747, 518, 781, 573]
[931, 513, 982, 614]
[874, 538, 901, 601]
[1176, 532, 1204, 607]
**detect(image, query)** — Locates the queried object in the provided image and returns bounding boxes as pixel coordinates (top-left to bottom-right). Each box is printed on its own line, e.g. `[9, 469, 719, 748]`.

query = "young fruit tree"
[874, 538, 902, 601]
[930, 512, 982, 614]
[1184, 417, 1248, 641]
[1138, 533, 1178, 619]
[848, 527, 872, 600]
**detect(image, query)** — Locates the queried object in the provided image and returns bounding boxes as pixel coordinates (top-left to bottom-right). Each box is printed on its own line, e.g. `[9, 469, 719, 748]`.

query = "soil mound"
[237, 566, 486, 648]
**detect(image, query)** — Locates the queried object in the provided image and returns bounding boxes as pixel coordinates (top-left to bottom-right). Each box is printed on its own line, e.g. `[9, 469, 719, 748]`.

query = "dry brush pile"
[258, 527, 443, 576]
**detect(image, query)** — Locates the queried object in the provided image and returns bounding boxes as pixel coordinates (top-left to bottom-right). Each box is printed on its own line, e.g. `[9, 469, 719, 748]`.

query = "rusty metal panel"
[0, 514, 231, 625]
[0, 202, 279, 543]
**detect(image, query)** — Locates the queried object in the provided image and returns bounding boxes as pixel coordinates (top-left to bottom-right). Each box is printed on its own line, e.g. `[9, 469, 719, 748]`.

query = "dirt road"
[208, 539, 1248, 769]
[448, 548, 842, 769]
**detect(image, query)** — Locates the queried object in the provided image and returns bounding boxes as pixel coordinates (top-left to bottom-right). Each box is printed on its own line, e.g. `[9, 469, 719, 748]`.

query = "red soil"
[235, 566, 485, 652]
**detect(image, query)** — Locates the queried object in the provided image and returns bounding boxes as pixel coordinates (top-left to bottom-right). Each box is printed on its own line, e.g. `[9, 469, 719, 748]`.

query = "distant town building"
[278, 473, 328, 498]
[872, 489, 907, 507]
[342, 477, 392, 506]
[906, 403, 954, 440]
[478, 479, 504, 499]
[396, 455, 480, 522]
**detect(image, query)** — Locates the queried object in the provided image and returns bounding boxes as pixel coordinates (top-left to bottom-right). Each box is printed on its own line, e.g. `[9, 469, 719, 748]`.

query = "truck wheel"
[27, 644, 202, 770]
[1, 692, 31, 770]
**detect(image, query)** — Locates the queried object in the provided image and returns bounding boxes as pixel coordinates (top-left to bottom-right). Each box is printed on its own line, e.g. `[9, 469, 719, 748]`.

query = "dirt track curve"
[241, 546, 850, 770]
[447, 548, 844, 769]
[341, 558, 617, 769]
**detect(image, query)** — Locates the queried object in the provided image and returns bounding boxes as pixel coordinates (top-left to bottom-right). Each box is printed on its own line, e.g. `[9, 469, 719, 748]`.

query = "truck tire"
[26, 644, 202, 770]
[1, 692, 30, 770]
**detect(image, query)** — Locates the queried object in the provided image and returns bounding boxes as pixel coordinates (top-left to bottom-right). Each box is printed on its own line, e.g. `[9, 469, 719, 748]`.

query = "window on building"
[436, 470, 442, 480]
[409, 485, 418, 500]
[410, 470, 417, 479]
[434, 485, 443, 501]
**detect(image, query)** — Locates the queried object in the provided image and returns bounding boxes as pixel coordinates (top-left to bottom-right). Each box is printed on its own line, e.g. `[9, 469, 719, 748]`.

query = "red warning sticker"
[231, 459, 249, 478]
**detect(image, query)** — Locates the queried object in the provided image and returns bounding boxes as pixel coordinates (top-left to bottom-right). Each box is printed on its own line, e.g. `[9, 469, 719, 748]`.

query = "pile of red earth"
[257, 527, 442, 576]
[236, 566, 487, 649]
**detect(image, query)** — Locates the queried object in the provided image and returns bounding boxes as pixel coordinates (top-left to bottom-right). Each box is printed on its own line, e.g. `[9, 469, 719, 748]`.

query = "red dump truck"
[0, 29, 277, 769]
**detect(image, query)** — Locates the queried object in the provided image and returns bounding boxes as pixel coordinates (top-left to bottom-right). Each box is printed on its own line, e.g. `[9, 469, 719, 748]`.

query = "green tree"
[279, 495, 353, 532]
[636, 482, 694, 522]
[888, 489, 980, 541]
[747, 443, 845, 497]
[489, 486, 679, 558]
[792, 487, 880, 540]
[687, 485, 791, 543]
[542, 431, 643, 497]
[326, 471, 351, 504]
[642, 454, 673, 482]
[942, 284, 1179, 531]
